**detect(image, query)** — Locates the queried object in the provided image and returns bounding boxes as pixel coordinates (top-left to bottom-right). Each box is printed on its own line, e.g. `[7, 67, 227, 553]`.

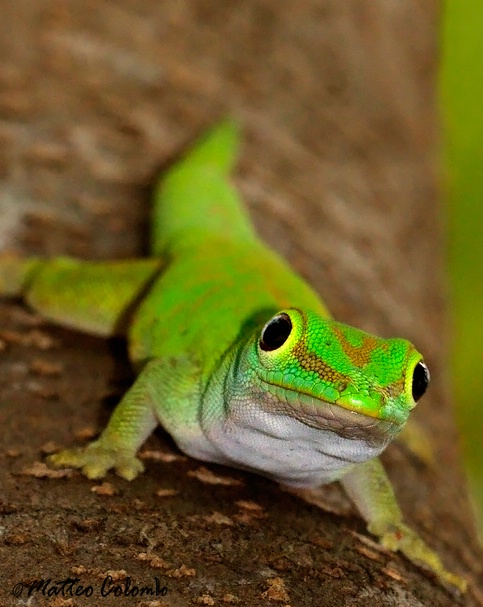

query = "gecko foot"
[48, 441, 145, 481]
[369, 520, 467, 593]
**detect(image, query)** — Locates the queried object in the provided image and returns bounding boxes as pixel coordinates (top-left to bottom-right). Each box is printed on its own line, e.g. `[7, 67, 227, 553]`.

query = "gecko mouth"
[255, 378, 402, 448]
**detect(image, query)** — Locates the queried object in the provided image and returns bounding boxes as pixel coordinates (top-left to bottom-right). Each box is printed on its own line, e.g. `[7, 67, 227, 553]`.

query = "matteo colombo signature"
[12, 575, 168, 599]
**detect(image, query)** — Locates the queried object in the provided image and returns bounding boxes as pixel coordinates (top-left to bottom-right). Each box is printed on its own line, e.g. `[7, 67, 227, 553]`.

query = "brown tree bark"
[0, 2, 481, 606]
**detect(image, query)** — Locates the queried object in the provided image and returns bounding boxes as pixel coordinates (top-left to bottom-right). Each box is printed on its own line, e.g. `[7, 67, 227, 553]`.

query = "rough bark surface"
[0, 2, 481, 606]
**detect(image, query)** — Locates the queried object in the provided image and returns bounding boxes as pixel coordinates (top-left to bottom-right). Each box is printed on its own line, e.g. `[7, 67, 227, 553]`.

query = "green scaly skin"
[0, 121, 466, 592]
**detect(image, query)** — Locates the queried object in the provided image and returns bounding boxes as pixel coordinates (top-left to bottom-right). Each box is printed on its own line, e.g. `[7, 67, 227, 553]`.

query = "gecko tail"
[150, 119, 257, 255]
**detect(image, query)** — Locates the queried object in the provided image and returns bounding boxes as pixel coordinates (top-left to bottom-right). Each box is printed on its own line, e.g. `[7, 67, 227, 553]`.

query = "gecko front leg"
[340, 458, 467, 592]
[48, 359, 163, 480]
[48, 355, 206, 481]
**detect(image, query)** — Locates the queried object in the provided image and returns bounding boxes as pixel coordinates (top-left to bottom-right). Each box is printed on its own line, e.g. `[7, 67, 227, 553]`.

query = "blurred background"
[442, 0, 483, 537]
[1, 3, 481, 599]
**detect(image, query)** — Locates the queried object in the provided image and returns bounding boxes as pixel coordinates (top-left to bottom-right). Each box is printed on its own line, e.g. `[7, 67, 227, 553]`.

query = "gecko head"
[249, 308, 429, 439]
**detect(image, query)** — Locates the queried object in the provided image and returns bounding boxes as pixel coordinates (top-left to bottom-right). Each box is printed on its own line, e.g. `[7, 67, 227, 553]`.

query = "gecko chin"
[254, 380, 403, 449]
[207, 384, 402, 487]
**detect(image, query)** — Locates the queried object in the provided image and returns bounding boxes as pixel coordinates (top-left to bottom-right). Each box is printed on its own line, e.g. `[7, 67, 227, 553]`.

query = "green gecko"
[0, 121, 465, 592]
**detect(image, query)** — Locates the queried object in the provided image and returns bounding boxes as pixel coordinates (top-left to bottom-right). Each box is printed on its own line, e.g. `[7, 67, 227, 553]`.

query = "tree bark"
[0, 2, 481, 606]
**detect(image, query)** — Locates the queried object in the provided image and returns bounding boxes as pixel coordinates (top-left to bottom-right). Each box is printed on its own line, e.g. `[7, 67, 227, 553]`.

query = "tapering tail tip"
[181, 118, 241, 175]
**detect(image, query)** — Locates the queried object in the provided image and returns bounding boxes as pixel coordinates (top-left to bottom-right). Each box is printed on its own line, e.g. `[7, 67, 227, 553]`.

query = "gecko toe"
[115, 458, 145, 481]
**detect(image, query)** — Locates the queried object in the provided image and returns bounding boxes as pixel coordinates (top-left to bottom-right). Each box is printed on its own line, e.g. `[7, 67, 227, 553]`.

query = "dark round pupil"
[412, 361, 430, 402]
[260, 313, 292, 351]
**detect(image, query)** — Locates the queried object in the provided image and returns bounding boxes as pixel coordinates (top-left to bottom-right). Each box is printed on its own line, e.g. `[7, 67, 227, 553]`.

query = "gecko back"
[129, 122, 328, 370]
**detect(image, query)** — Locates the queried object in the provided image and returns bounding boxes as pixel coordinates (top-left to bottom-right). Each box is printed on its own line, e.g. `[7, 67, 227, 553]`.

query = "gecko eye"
[260, 313, 292, 351]
[412, 361, 430, 402]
